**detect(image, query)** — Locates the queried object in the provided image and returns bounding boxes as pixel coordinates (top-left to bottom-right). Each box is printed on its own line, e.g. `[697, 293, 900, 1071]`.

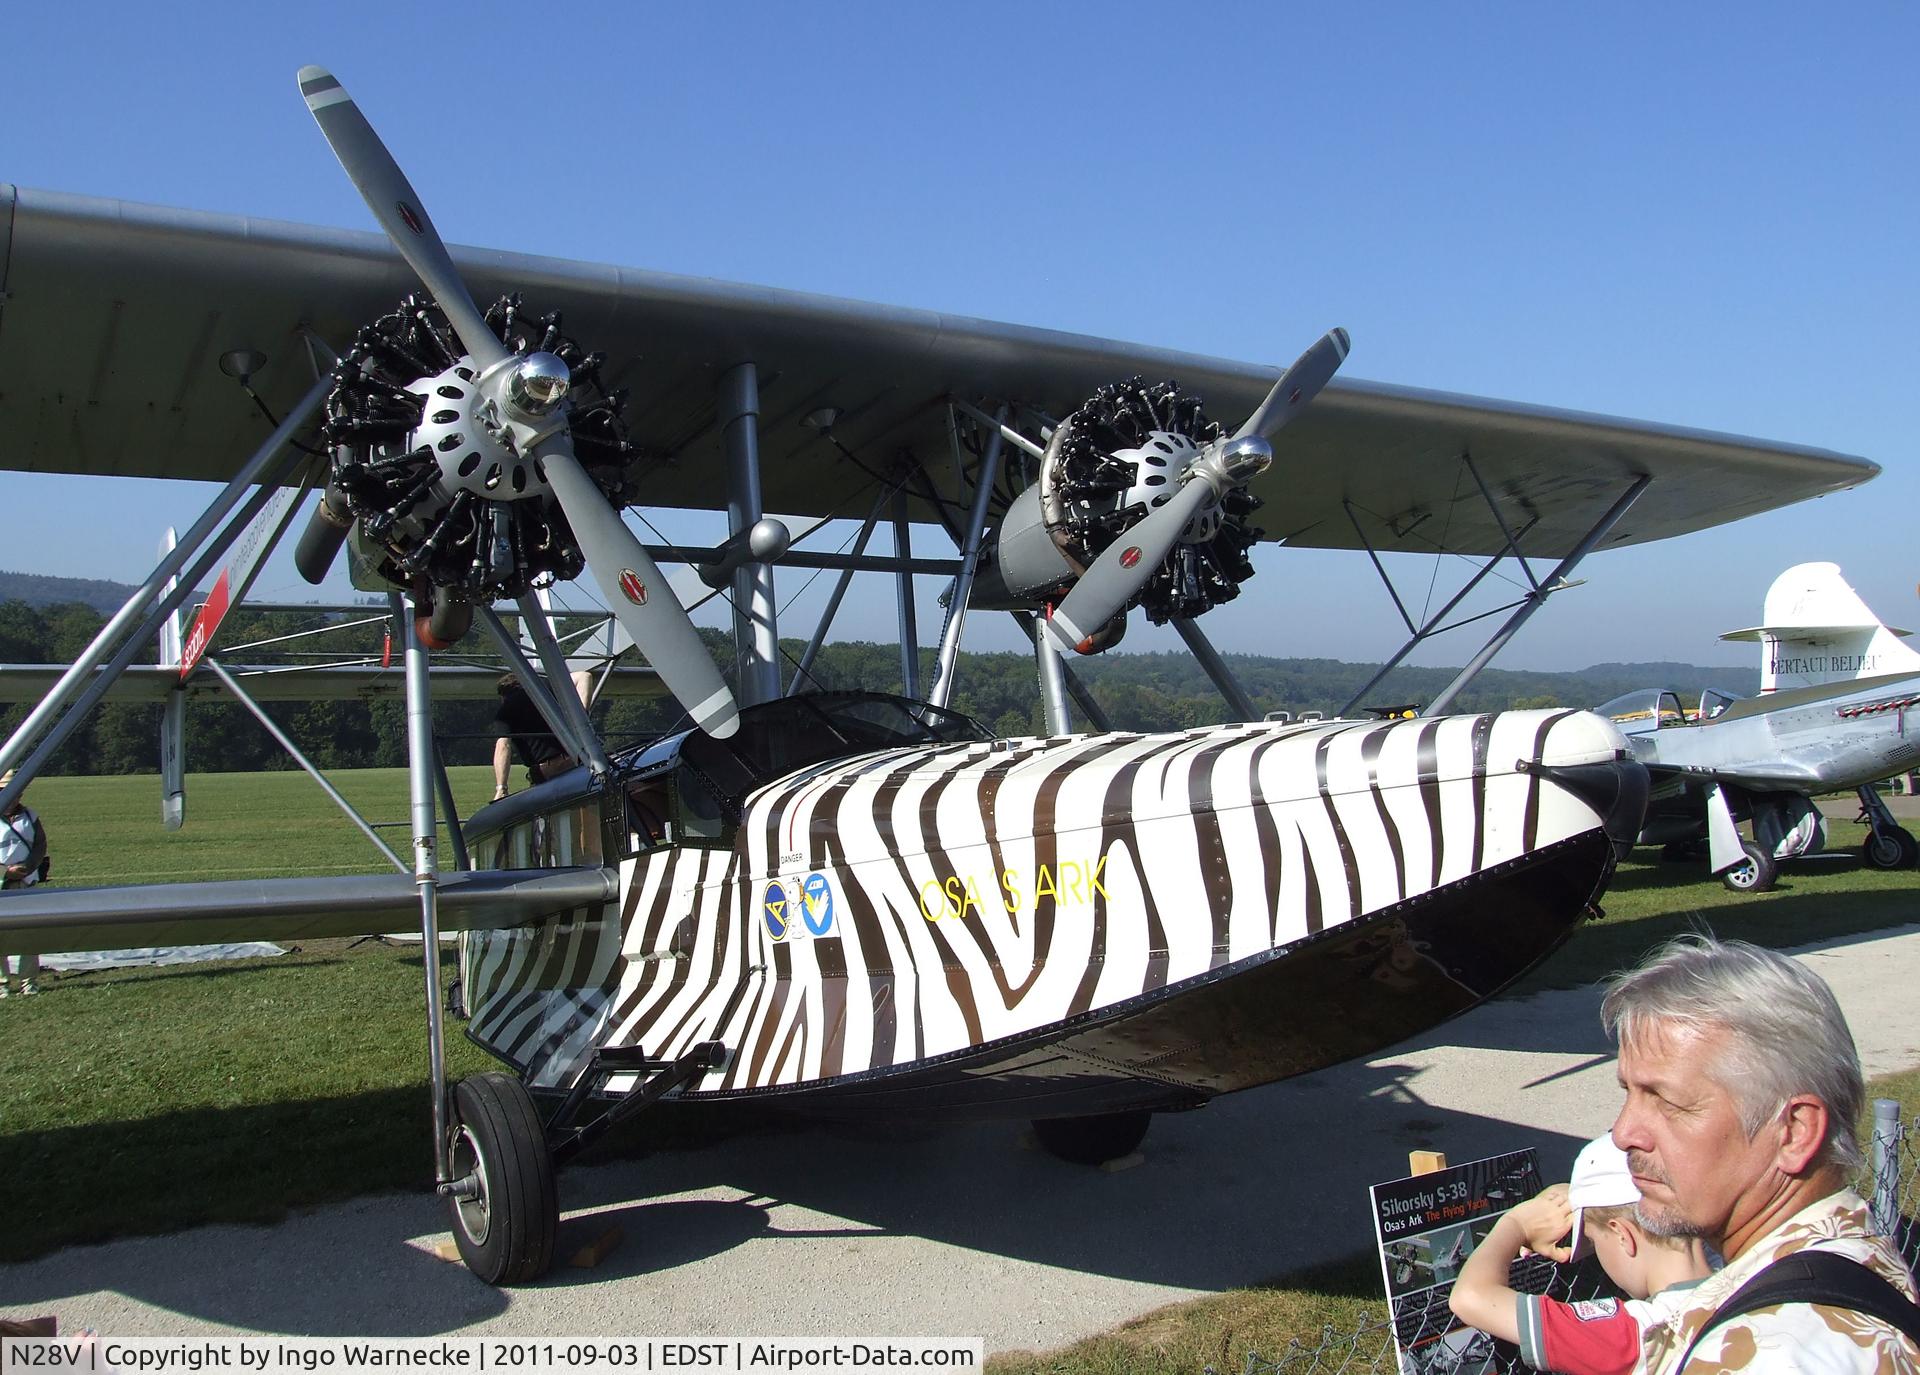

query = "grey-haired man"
[1605, 935, 1918, 1371]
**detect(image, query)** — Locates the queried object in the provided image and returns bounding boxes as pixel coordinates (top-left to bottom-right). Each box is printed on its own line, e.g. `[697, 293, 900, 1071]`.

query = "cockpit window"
[610, 692, 990, 849]
[1596, 688, 1689, 731]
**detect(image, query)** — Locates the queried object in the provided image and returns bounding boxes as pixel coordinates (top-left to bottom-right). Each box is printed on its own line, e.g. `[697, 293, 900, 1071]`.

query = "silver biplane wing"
[0, 185, 1876, 555]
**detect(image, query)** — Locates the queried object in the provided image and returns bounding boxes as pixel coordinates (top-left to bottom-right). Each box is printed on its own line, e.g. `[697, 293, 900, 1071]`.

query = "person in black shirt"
[490, 671, 592, 800]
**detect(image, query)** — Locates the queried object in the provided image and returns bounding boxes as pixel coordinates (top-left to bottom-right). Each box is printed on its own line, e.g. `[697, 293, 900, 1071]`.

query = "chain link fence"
[1209, 1102, 1920, 1375]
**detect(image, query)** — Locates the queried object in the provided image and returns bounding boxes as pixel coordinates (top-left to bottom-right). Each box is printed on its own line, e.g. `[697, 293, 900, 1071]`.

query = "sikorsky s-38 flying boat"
[0, 69, 1879, 1283]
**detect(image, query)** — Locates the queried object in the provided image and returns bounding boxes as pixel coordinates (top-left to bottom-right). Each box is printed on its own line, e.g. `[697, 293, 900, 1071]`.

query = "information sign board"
[1369, 1148, 1542, 1374]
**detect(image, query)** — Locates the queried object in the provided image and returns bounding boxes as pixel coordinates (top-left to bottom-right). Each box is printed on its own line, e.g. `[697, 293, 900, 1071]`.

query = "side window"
[623, 779, 673, 857]
[673, 763, 731, 846]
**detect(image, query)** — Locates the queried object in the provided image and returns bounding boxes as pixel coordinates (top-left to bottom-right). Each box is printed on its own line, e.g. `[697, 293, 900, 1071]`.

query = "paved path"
[4, 924, 1918, 1355]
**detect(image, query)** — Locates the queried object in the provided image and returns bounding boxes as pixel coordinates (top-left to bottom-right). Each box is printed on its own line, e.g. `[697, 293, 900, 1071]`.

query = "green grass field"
[2, 770, 1916, 1371]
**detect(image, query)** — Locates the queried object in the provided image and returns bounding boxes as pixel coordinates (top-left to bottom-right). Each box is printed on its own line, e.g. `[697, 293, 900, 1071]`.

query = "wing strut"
[927, 405, 1008, 710]
[0, 377, 329, 812]
[203, 659, 407, 872]
[399, 593, 458, 1188]
[1328, 454, 1652, 719]
[1422, 475, 1652, 717]
[900, 447, 1112, 732]
[1173, 619, 1259, 721]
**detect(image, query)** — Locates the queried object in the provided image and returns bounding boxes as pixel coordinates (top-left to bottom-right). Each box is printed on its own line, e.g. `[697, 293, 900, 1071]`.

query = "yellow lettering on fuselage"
[921, 852, 1112, 922]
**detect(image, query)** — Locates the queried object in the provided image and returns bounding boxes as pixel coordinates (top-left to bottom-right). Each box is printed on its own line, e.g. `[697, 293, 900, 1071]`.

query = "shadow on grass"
[0, 1086, 788, 1267]
[0, 1086, 443, 1266]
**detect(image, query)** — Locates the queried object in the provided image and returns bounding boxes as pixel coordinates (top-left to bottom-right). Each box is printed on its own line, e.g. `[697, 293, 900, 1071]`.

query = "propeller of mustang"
[1046, 328, 1350, 654]
[296, 65, 738, 738]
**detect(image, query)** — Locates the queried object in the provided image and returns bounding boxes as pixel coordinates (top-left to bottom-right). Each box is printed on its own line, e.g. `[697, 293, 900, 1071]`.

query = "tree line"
[0, 599, 1757, 776]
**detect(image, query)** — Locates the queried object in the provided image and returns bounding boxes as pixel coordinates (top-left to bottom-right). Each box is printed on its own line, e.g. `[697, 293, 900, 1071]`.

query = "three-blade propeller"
[297, 66, 738, 738]
[1047, 328, 1350, 654]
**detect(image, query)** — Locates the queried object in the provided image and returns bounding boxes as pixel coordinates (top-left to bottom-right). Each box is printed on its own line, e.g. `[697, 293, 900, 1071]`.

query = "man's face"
[1610, 1021, 1779, 1243]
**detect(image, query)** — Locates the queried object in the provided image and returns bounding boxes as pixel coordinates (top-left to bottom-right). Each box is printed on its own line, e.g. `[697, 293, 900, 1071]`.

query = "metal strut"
[0, 376, 330, 809]
[544, 1040, 729, 1167]
[928, 404, 1008, 709]
[1424, 476, 1650, 716]
[401, 595, 456, 1187]
[1333, 469, 1651, 719]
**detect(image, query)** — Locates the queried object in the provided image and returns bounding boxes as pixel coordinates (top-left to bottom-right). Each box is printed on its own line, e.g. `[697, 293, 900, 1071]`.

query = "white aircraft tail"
[1720, 562, 1920, 693]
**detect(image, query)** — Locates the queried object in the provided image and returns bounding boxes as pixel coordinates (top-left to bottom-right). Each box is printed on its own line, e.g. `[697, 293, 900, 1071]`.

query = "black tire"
[1722, 840, 1779, 894]
[1031, 1110, 1152, 1166]
[447, 1073, 557, 1285]
[1861, 827, 1919, 871]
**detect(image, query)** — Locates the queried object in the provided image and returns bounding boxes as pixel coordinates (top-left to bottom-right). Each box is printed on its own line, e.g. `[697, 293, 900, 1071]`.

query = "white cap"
[1567, 1135, 1640, 1261]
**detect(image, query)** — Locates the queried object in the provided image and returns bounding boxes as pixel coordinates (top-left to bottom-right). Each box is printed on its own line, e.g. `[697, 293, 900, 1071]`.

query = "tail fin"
[1721, 562, 1920, 693]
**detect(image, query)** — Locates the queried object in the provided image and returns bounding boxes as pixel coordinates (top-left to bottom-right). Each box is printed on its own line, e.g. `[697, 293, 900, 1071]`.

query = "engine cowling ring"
[1041, 377, 1262, 625]
[318, 294, 634, 604]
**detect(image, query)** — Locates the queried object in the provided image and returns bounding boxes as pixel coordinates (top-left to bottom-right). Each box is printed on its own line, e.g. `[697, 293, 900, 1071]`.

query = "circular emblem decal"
[1119, 546, 1143, 570]
[397, 201, 425, 235]
[762, 882, 790, 941]
[800, 873, 835, 936]
[619, 569, 649, 606]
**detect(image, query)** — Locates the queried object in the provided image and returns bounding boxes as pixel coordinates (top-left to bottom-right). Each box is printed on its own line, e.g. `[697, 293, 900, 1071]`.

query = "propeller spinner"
[292, 66, 738, 739]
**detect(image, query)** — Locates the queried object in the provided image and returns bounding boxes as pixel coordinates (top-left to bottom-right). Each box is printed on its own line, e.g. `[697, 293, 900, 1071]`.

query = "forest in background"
[0, 585, 1760, 776]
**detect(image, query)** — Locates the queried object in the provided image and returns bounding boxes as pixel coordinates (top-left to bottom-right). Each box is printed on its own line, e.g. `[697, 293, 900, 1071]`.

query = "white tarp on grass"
[38, 943, 286, 971]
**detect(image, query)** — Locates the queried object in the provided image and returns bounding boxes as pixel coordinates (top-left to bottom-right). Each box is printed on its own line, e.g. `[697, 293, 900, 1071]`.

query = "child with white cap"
[1449, 1134, 1713, 1374]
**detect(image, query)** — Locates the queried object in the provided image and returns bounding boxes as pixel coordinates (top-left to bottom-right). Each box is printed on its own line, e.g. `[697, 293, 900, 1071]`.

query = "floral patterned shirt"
[1640, 1189, 1919, 1373]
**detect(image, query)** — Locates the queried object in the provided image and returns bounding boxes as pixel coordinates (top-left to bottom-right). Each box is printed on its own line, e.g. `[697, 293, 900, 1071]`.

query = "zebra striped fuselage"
[462, 704, 1641, 1117]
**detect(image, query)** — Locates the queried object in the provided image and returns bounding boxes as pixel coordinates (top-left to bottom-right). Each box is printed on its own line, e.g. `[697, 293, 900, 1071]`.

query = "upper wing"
[0, 186, 1877, 558]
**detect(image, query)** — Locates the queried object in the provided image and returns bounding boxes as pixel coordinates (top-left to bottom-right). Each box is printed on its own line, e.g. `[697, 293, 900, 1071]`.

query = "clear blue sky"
[4, 3, 1915, 675]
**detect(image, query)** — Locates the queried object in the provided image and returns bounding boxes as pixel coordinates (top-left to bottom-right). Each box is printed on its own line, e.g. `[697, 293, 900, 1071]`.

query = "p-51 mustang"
[0, 68, 1878, 1284]
[1598, 562, 1920, 891]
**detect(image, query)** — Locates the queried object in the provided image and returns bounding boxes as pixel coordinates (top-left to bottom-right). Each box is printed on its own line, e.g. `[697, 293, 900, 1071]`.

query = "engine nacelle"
[972, 377, 1263, 630]
[306, 294, 635, 611]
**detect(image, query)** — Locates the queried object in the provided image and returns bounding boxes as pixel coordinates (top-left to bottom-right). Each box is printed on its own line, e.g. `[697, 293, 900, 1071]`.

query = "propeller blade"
[1048, 478, 1218, 653]
[297, 66, 509, 373]
[537, 435, 740, 738]
[1232, 327, 1350, 443]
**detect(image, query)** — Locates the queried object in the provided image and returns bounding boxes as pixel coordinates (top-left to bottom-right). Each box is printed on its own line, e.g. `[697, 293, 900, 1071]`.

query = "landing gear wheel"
[1031, 1110, 1152, 1166]
[1721, 841, 1779, 894]
[1862, 826, 1919, 871]
[447, 1073, 557, 1285]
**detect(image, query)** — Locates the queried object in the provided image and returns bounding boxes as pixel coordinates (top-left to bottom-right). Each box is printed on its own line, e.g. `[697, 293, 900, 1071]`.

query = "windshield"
[616, 692, 991, 827]
[1595, 689, 1687, 732]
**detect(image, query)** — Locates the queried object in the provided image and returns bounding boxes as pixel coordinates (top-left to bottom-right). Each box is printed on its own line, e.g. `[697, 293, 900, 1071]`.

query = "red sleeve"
[1518, 1295, 1641, 1375]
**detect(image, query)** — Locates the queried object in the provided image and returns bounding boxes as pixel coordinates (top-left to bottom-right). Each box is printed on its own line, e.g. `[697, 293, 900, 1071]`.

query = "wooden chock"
[570, 1224, 624, 1269]
[1409, 1150, 1448, 1176]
